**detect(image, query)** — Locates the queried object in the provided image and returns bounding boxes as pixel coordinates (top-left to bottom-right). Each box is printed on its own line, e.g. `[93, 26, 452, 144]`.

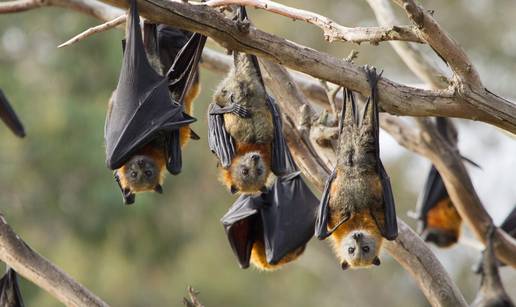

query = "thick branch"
[0, 214, 109, 307]
[3, 0, 515, 133]
[205, 0, 423, 44]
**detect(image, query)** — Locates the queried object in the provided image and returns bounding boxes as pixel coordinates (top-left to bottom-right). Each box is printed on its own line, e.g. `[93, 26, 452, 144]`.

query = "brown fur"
[329, 210, 383, 267]
[250, 240, 306, 271]
[426, 197, 462, 238]
[220, 143, 272, 193]
[117, 144, 166, 192]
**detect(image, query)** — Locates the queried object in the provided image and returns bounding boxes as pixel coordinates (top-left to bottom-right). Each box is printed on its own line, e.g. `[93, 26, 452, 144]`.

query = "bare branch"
[58, 14, 126, 48]
[0, 214, 109, 307]
[392, 0, 482, 87]
[183, 286, 204, 307]
[89, 0, 516, 134]
[205, 0, 423, 44]
[0, 0, 45, 13]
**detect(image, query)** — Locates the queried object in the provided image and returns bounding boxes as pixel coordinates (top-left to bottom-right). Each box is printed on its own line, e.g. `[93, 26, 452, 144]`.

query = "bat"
[0, 267, 24, 307]
[315, 66, 398, 270]
[415, 117, 480, 247]
[104, 0, 206, 204]
[0, 89, 25, 138]
[471, 225, 515, 307]
[214, 6, 318, 270]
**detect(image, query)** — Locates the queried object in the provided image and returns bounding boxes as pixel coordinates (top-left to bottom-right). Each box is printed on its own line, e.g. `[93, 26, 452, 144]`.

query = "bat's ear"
[123, 188, 135, 205]
[230, 185, 239, 194]
[341, 261, 350, 270]
[339, 88, 357, 132]
[373, 256, 381, 266]
[154, 184, 163, 194]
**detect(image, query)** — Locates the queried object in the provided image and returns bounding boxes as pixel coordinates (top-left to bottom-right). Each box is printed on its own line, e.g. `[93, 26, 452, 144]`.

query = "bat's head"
[227, 151, 270, 194]
[423, 198, 461, 247]
[120, 155, 164, 194]
[340, 231, 382, 269]
[422, 228, 458, 247]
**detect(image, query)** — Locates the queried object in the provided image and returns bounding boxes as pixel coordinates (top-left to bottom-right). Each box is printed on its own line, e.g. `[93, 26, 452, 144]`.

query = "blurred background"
[0, 0, 515, 306]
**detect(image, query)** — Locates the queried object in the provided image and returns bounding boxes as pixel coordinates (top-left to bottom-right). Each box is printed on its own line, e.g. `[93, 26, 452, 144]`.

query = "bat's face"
[230, 151, 269, 193]
[340, 231, 381, 269]
[122, 155, 162, 192]
[423, 198, 461, 247]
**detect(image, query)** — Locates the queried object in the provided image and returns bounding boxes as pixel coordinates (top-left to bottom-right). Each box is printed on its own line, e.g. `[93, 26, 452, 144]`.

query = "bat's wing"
[315, 171, 337, 240]
[207, 103, 236, 168]
[501, 206, 516, 237]
[104, 0, 195, 170]
[265, 96, 289, 175]
[415, 165, 448, 231]
[0, 90, 25, 138]
[261, 171, 318, 264]
[165, 32, 206, 104]
[0, 268, 24, 307]
[220, 195, 262, 268]
[156, 25, 192, 74]
[364, 65, 398, 241]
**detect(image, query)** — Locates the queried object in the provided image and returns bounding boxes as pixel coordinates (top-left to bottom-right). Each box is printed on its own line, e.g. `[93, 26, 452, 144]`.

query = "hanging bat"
[315, 66, 398, 270]
[0, 89, 25, 138]
[214, 6, 318, 270]
[0, 267, 24, 307]
[414, 117, 480, 247]
[471, 225, 515, 307]
[104, 0, 206, 204]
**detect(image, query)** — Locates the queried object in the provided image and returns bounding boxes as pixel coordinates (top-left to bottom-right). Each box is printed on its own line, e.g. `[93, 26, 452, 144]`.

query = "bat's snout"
[352, 232, 363, 241]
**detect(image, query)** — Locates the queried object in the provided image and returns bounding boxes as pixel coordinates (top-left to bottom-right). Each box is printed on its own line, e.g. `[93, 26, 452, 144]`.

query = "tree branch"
[3, 0, 515, 133]
[58, 14, 126, 48]
[0, 213, 109, 307]
[205, 0, 423, 44]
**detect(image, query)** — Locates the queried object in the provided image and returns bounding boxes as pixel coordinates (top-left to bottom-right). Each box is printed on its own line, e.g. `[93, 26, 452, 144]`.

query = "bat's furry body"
[212, 53, 274, 194]
[316, 67, 397, 270]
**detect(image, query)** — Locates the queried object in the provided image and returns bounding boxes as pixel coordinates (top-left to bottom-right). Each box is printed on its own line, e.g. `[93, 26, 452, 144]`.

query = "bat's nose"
[137, 159, 145, 167]
[352, 233, 363, 241]
[251, 154, 260, 163]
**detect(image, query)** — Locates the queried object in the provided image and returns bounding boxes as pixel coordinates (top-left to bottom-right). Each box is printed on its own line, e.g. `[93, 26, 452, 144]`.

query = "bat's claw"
[232, 104, 251, 118]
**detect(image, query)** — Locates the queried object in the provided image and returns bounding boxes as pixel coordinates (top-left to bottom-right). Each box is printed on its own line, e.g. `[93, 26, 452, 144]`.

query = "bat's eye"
[241, 168, 249, 176]
[144, 170, 153, 177]
[130, 171, 137, 178]
[362, 246, 370, 253]
[348, 247, 355, 254]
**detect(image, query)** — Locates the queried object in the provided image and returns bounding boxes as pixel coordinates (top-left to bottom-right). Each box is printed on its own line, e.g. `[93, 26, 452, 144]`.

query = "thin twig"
[58, 14, 126, 48]
[204, 0, 423, 44]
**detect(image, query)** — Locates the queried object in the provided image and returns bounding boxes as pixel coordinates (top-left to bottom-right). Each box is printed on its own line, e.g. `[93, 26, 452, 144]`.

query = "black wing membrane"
[315, 171, 336, 240]
[221, 195, 261, 268]
[0, 90, 25, 138]
[0, 268, 24, 307]
[104, 0, 195, 170]
[207, 103, 235, 168]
